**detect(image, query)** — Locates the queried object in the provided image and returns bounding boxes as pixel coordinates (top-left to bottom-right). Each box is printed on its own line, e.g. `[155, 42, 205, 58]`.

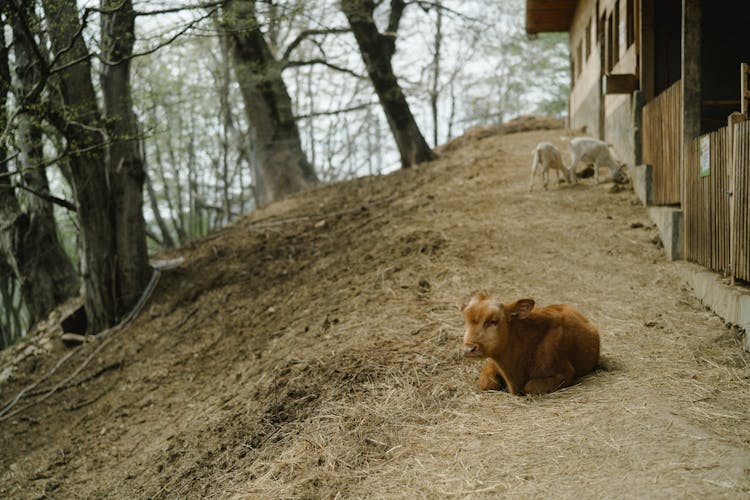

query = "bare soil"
[1, 126, 749, 499]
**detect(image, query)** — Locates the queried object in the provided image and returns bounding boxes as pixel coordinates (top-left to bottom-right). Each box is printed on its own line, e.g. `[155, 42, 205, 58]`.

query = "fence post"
[633, 90, 644, 165]
[728, 112, 747, 285]
[742, 63, 749, 118]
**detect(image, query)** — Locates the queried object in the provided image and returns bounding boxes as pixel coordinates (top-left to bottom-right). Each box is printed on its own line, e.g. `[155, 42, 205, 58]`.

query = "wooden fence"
[684, 120, 750, 282]
[732, 121, 750, 281]
[642, 80, 682, 205]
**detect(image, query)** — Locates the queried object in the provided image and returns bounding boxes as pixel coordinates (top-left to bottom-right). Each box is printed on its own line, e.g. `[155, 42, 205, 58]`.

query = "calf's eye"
[484, 319, 498, 328]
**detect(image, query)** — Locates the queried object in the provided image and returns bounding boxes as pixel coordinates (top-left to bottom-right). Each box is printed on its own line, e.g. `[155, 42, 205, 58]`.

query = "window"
[605, 5, 621, 73]
[585, 19, 592, 60]
[577, 41, 583, 76]
[606, 13, 613, 72]
[614, 1, 621, 64]
[626, 0, 635, 47]
[571, 55, 576, 86]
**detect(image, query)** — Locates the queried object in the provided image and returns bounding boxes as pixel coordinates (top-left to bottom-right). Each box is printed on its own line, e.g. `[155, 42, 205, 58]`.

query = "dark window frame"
[626, 0, 635, 48]
[606, 13, 614, 73]
[613, 1, 620, 65]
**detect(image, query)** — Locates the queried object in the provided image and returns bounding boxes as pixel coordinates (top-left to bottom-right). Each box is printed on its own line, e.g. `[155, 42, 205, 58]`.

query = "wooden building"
[526, 0, 750, 282]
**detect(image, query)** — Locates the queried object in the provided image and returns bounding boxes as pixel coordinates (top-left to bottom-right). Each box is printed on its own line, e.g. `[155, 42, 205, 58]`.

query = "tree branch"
[7, 1, 50, 84]
[145, 228, 164, 247]
[294, 101, 378, 120]
[387, 0, 406, 34]
[281, 28, 350, 62]
[0, 183, 77, 211]
[406, 1, 481, 22]
[283, 58, 365, 79]
[0, 137, 112, 181]
[45, 4, 96, 79]
[281, 58, 367, 79]
[134, 1, 226, 17]
[98, 7, 221, 66]
[194, 197, 238, 217]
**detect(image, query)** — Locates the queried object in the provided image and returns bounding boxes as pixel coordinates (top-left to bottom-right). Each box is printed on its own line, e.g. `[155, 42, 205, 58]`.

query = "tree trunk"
[0, 274, 24, 349]
[1, 4, 79, 328]
[430, 4, 443, 147]
[138, 120, 174, 249]
[152, 129, 187, 245]
[41, 0, 149, 333]
[0, 20, 25, 349]
[100, 0, 150, 300]
[217, 31, 233, 223]
[341, 0, 436, 168]
[144, 170, 175, 249]
[224, 0, 317, 207]
[163, 115, 189, 243]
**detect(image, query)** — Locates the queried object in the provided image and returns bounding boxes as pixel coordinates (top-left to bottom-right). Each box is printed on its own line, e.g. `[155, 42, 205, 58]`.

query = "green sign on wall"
[699, 135, 710, 177]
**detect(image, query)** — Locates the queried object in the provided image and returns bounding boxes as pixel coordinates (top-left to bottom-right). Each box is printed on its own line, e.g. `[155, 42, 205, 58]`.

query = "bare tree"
[341, 0, 435, 168]
[0, 3, 78, 332]
[38, 0, 150, 332]
[429, 3, 443, 147]
[100, 0, 151, 303]
[143, 159, 176, 249]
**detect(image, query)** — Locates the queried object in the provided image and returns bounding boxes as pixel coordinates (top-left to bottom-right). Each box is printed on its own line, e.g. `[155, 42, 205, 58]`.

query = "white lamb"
[569, 137, 626, 184]
[529, 142, 574, 191]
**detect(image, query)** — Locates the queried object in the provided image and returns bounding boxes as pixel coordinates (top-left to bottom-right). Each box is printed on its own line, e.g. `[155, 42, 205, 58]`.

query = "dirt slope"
[1, 127, 749, 498]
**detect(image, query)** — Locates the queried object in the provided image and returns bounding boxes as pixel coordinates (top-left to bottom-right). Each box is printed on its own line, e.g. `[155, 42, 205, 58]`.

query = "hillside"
[1, 126, 749, 498]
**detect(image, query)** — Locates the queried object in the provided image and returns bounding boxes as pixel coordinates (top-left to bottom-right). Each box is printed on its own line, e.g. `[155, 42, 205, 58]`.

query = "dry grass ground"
[1, 125, 749, 499]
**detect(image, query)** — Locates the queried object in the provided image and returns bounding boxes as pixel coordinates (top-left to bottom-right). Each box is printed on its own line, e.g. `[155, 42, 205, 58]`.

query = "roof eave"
[525, 0, 577, 35]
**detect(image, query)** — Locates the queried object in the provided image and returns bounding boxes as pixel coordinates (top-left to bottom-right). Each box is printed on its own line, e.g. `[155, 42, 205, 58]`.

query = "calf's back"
[531, 304, 600, 377]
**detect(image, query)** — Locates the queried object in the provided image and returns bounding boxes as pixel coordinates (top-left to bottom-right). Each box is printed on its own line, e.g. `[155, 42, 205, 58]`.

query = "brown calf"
[461, 294, 600, 395]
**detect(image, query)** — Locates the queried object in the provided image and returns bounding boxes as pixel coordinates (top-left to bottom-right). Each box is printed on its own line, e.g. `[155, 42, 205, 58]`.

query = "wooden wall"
[642, 80, 682, 205]
[569, 0, 602, 137]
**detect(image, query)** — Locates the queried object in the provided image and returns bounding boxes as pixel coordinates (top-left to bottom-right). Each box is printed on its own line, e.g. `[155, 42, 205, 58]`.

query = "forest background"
[0, 0, 568, 346]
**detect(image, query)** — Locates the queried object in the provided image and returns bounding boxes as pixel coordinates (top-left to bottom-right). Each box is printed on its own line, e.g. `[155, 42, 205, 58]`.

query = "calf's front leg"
[478, 360, 506, 391]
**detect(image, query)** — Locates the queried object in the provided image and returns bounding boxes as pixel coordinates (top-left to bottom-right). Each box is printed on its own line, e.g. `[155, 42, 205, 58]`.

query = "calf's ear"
[510, 299, 535, 319]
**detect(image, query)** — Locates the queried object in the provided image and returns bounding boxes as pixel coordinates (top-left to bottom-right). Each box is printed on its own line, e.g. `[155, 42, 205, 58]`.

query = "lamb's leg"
[569, 152, 580, 184]
[596, 164, 601, 184]
[529, 153, 539, 191]
[567, 165, 577, 184]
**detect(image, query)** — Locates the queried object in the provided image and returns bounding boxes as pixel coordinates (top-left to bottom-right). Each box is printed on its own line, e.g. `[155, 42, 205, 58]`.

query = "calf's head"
[460, 295, 535, 358]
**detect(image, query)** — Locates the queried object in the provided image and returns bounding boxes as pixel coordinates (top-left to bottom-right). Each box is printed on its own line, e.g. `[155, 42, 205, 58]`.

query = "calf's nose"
[463, 345, 477, 355]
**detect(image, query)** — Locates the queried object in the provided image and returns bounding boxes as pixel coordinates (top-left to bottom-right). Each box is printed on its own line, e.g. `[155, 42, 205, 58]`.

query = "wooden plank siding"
[684, 125, 737, 276]
[642, 80, 682, 205]
[733, 121, 750, 281]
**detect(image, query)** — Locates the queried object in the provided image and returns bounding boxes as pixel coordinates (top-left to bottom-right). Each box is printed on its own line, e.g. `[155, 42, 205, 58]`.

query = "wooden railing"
[642, 80, 682, 205]
[684, 120, 750, 282]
